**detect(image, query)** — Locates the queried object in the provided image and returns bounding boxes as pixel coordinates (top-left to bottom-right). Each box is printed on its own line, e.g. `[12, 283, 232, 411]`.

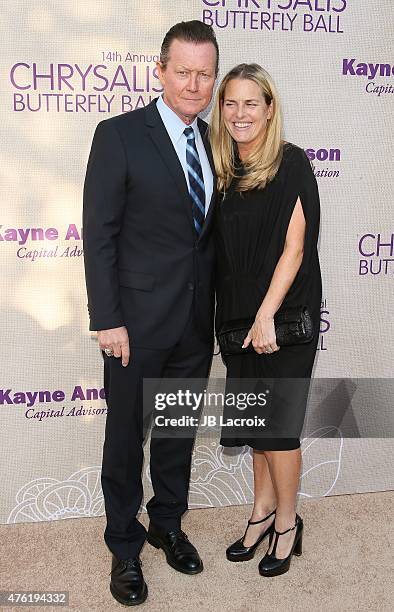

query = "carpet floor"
[0, 491, 392, 611]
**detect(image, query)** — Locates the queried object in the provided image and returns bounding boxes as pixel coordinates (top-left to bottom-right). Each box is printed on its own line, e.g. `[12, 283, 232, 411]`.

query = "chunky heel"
[293, 531, 302, 556]
[258, 513, 304, 577]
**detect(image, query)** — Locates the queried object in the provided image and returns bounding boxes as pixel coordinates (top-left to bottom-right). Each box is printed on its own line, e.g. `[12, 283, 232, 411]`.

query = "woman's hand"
[242, 314, 280, 355]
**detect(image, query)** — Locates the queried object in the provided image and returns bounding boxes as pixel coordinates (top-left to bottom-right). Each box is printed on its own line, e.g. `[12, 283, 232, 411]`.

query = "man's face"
[156, 38, 217, 124]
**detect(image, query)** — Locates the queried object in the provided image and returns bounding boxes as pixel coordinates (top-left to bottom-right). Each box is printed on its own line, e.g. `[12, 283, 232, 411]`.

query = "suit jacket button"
[187, 282, 194, 291]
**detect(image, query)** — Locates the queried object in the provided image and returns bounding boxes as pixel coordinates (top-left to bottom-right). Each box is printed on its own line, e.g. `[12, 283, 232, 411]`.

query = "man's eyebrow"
[175, 65, 213, 72]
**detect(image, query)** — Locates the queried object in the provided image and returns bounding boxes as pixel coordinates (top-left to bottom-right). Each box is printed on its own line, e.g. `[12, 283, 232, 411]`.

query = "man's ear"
[156, 61, 166, 87]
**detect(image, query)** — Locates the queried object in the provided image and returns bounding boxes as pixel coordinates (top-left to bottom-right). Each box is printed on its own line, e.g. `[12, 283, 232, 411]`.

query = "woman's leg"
[243, 449, 277, 546]
[263, 447, 301, 558]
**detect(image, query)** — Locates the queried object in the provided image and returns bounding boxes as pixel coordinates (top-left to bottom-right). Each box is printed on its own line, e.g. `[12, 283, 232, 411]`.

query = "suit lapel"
[198, 118, 217, 242]
[145, 99, 217, 240]
[145, 99, 195, 231]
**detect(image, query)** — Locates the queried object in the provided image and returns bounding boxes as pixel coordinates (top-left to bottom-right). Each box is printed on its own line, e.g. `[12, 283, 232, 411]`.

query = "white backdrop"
[1, 1, 393, 524]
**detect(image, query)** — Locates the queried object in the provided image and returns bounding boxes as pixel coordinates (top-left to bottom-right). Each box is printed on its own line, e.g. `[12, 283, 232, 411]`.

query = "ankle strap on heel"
[274, 522, 296, 536]
[248, 508, 276, 526]
[270, 515, 300, 557]
[273, 513, 301, 535]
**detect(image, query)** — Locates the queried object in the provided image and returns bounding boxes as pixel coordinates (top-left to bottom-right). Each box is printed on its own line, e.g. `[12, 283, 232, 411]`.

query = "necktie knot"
[184, 126, 195, 140]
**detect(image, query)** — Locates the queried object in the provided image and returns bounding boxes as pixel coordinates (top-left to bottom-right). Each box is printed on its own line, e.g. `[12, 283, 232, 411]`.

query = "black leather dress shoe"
[110, 556, 148, 606]
[147, 525, 203, 574]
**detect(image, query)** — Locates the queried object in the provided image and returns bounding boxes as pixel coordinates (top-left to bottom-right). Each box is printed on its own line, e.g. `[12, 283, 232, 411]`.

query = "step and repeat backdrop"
[1, 1, 393, 524]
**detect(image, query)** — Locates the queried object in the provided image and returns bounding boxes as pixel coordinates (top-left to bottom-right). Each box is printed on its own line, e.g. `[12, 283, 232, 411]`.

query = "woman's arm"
[243, 197, 306, 354]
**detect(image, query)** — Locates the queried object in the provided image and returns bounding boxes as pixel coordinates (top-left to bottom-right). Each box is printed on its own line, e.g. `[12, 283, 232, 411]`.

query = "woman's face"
[222, 77, 273, 153]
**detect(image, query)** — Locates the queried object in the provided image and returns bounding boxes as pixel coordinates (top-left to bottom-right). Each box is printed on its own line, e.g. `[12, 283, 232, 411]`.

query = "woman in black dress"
[209, 64, 322, 576]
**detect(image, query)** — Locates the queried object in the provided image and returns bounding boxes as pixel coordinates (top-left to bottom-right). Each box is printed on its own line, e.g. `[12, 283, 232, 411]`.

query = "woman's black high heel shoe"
[226, 508, 276, 562]
[258, 513, 303, 576]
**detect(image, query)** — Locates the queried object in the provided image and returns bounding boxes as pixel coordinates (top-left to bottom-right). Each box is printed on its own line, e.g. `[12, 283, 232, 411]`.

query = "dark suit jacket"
[82, 98, 217, 349]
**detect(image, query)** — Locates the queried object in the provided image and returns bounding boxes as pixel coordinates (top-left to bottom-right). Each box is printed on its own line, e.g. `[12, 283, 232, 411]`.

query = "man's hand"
[97, 326, 130, 367]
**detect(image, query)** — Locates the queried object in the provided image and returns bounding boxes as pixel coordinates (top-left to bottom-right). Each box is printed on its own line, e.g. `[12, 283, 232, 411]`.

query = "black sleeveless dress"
[215, 142, 322, 451]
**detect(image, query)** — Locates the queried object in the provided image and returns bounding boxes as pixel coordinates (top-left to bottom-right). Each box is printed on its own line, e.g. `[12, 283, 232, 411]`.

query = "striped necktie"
[184, 126, 205, 234]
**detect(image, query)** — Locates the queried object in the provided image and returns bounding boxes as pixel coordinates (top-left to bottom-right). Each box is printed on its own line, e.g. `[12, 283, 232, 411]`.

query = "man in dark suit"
[83, 21, 218, 606]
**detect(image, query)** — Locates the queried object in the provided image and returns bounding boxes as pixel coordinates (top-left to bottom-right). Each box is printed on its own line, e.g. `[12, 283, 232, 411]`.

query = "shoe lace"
[166, 530, 190, 551]
[110, 557, 142, 575]
[126, 558, 142, 569]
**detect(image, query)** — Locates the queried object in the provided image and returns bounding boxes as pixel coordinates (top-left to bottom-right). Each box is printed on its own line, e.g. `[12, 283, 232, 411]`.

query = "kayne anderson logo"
[0, 385, 107, 420]
[305, 147, 341, 179]
[0, 223, 83, 261]
[342, 59, 394, 96]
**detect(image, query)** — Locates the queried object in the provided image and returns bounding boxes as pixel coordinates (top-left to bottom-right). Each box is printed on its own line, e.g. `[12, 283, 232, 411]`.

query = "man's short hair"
[160, 20, 219, 75]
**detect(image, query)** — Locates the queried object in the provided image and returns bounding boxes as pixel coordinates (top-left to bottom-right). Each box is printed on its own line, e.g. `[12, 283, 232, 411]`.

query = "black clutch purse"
[217, 305, 314, 356]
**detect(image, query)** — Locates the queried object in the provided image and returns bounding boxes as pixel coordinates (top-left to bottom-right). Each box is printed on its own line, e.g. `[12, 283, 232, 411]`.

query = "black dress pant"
[101, 308, 213, 560]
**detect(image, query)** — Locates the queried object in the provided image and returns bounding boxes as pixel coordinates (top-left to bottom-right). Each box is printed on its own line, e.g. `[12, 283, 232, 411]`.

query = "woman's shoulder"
[281, 141, 314, 175]
[282, 141, 309, 162]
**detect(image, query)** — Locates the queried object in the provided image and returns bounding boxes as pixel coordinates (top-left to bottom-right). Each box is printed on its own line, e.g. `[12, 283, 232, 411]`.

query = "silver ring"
[266, 347, 273, 353]
[104, 348, 114, 357]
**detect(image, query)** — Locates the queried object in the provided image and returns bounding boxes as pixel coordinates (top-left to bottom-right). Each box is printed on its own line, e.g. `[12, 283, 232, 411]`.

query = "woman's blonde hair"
[209, 63, 283, 192]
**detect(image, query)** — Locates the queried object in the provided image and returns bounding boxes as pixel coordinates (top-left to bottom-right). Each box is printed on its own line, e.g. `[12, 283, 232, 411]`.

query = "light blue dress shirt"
[156, 95, 213, 216]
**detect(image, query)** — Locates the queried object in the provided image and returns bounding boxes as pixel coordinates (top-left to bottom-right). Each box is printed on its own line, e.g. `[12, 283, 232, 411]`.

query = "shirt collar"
[156, 95, 199, 144]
